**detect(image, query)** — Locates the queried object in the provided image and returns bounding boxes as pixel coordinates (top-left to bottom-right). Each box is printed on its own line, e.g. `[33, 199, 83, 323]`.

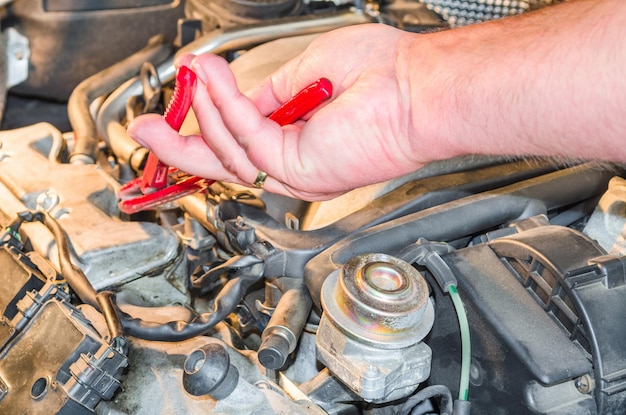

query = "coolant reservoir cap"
[321, 253, 434, 348]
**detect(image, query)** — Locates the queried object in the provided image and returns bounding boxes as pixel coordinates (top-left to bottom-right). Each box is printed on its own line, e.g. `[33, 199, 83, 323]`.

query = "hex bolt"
[364, 365, 380, 378]
[36, 191, 60, 212]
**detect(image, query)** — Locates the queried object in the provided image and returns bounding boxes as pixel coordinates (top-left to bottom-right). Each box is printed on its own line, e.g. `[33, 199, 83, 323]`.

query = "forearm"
[408, 0, 626, 163]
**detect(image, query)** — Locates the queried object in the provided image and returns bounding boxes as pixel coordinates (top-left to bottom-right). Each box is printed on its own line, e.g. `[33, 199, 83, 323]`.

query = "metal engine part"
[0, 245, 127, 414]
[186, 0, 304, 29]
[317, 253, 434, 402]
[584, 176, 626, 255]
[0, 123, 184, 291]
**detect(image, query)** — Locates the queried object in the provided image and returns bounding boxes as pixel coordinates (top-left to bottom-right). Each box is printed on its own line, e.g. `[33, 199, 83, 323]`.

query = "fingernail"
[127, 120, 146, 146]
[191, 61, 208, 84]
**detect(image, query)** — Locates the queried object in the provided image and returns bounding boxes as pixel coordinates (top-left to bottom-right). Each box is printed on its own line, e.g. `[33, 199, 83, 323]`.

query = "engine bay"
[0, 1, 623, 414]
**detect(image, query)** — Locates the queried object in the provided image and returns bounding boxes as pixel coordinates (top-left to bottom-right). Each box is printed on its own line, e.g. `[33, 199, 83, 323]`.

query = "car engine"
[0, 1, 623, 414]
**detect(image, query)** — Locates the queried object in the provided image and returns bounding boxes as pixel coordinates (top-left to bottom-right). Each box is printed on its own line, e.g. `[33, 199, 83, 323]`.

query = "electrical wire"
[397, 239, 472, 412]
[398, 384, 453, 415]
[6, 211, 265, 342]
[449, 284, 471, 402]
[118, 268, 264, 341]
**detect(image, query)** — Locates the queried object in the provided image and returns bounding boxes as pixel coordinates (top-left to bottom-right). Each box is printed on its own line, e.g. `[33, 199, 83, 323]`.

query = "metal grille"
[419, 0, 559, 26]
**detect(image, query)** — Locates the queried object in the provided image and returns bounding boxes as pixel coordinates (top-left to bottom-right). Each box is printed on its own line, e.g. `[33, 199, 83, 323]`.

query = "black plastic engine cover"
[427, 225, 626, 415]
[5, 0, 184, 100]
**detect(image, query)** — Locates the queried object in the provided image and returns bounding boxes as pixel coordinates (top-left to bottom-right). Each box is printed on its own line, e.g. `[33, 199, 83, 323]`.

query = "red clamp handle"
[141, 66, 197, 192]
[119, 76, 332, 214]
[268, 78, 332, 125]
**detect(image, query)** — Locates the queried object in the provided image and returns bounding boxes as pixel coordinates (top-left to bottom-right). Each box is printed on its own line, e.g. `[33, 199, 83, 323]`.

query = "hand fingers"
[175, 53, 195, 69]
[128, 115, 342, 200]
[190, 54, 294, 181]
[130, 56, 301, 189]
[127, 114, 240, 183]
[261, 175, 346, 201]
[245, 29, 352, 115]
[132, 53, 347, 198]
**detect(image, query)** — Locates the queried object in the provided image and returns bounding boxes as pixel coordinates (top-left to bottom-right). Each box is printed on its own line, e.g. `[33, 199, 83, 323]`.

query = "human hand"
[127, 24, 446, 201]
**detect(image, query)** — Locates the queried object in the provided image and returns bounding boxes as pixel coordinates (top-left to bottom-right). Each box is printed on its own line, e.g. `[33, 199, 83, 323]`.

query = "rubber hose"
[68, 35, 171, 164]
[39, 212, 99, 308]
[119, 271, 263, 341]
[96, 291, 124, 340]
[13, 211, 266, 342]
[398, 384, 453, 415]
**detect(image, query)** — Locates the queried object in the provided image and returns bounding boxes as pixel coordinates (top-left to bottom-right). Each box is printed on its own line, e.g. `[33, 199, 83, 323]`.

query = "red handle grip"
[141, 66, 197, 192]
[268, 78, 332, 126]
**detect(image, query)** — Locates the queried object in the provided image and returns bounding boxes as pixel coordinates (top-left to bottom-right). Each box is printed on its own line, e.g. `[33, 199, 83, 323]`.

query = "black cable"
[10, 211, 265, 342]
[191, 255, 262, 290]
[119, 269, 264, 341]
[398, 385, 453, 415]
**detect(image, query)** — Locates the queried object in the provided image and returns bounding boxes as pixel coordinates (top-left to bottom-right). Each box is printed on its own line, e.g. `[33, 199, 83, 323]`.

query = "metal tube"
[175, 9, 373, 59]
[69, 36, 171, 164]
[258, 278, 312, 370]
[178, 193, 217, 234]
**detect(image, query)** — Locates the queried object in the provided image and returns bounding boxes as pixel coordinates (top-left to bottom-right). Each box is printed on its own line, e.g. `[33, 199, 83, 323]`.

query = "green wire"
[449, 284, 471, 401]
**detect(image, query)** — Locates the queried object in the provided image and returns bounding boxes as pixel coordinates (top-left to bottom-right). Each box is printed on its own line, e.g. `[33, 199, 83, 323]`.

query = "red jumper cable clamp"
[141, 65, 196, 193]
[118, 70, 332, 214]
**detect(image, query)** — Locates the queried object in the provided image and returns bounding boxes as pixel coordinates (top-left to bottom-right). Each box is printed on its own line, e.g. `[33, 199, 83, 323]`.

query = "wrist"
[400, 31, 470, 167]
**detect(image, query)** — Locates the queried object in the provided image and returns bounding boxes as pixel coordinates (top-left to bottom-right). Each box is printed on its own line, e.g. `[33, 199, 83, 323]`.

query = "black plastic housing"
[427, 225, 626, 414]
[0, 245, 128, 414]
[5, 0, 184, 100]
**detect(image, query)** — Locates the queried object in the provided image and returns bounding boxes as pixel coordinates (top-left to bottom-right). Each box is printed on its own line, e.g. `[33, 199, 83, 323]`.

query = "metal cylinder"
[258, 279, 312, 370]
[322, 253, 433, 348]
[316, 253, 434, 402]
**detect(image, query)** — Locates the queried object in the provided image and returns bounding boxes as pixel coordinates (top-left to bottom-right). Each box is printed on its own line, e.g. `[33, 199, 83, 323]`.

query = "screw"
[36, 191, 60, 212]
[575, 374, 595, 394]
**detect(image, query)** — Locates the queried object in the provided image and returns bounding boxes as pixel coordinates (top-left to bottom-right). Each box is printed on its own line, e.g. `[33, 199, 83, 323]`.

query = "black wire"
[398, 385, 453, 415]
[191, 255, 263, 290]
[10, 211, 265, 342]
[119, 269, 264, 341]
